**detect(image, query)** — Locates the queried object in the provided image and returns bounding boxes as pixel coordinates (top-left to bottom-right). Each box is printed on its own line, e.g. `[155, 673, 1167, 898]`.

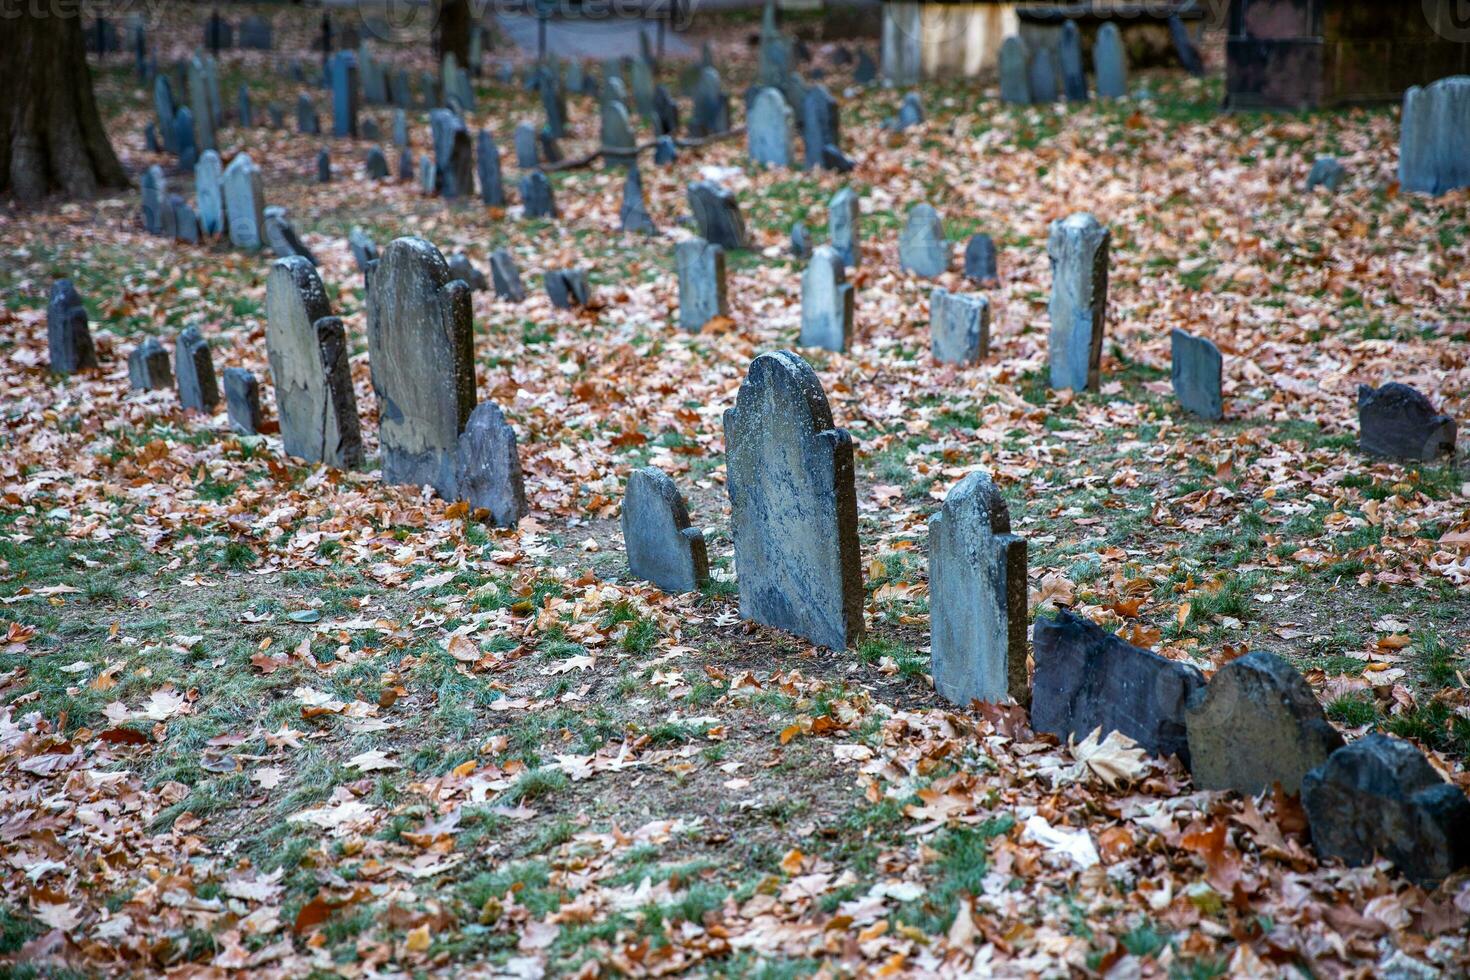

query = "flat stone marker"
[896, 91, 923, 130]
[128, 337, 172, 390]
[490, 248, 526, 301]
[676, 237, 727, 331]
[175, 324, 220, 412]
[1094, 23, 1127, 99]
[545, 269, 590, 309]
[964, 233, 998, 283]
[1047, 212, 1109, 391]
[930, 287, 990, 365]
[223, 153, 265, 251]
[1029, 48, 1059, 104]
[297, 93, 320, 135]
[141, 165, 166, 234]
[1186, 651, 1343, 796]
[1305, 156, 1345, 192]
[748, 87, 796, 167]
[264, 207, 317, 266]
[799, 245, 854, 353]
[520, 171, 556, 218]
[1059, 20, 1089, 102]
[622, 467, 709, 593]
[477, 130, 505, 206]
[448, 251, 487, 292]
[899, 203, 947, 278]
[454, 402, 528, 527]
[620, 166, 656, 234]
[1031, 609, 1205, 764]
[1358, 382, 1456, 459]
[790, 221, 812, 259]
[929, 470, 1028, 707]
[687, 181, 747, 250]
[266, 256, 363, 468]
[365, 237, 477, 500]
[801, 85, 841, 171]
[999, 36, 1030, 104]
[829, 187, 860, 267]
[724, 351, 864, 650]
[223, 368, 262, 435]
[46, 280, 98, 375]
[514, 122, 539, 168]
[1170, 329, 1223, 420]
[1400, 76, 1470, 196]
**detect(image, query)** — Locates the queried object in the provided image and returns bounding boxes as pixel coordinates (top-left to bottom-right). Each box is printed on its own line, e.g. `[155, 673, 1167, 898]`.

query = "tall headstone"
[1170, 329, 1223, 421]
[195, 150, 224, 235]
[1028, 48, 1059, 104]
[601, 100, 637, 169]
[799, 246, 854, 353]
[154, 75, 177, 153]
[175, 324, 220, 412]
[318, 148, 334, 183]
[998, 36, 1030, 105]
[539, 64, 567, 138]
[1399, 77, 1470, 196]
[297, 93, 321, 135]
[141, 164, 166, 234]
[430, 109, 474, 198]
[652, 85, 679, 137]
[1047, 212, 1109, 392]
[455, 403, 528, 527]
[1094, 23, 1127, 99]
[690, 66, 730, 137]
[630, 55, 656, 121]
[1357, 383, 1457, 460]
[514, 122, 539, 168]
[477, 130, 505, 206]
[128, 337, 172, 391]
[676, 238, 726, 331]
[747, 87, 795, 168]
[620, 166, 656, 234]
[237, 83, 253, 128]
[1058, 20, 1089, 102]
[929, 471, 1027, 707]
[223, 368, 263, 435]
[801, 85, 840, 171]
[329, 51, 359, 138]
[46, 280, 98, 375]
[723, 351, 864, 650]
[622, 467, 709, 593]
[930, 288, 990, 365]
[687, 181, 747, 250]
[898, 203, 947, 278]
[829, 187, 860, 268]
[223, 153, 265, 251]
[1169, 15, 1204, 77]
[172, 107, 197, 172]
[187, 55, 217, 152]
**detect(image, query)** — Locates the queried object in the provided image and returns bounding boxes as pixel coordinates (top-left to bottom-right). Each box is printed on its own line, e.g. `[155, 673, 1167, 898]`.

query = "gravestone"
[490, 249, 526, 301]
[329, 52, 359, 138]
[1047, 212, 1109, 392]
[1399, 77, 1470, 196]
[801, 85, 840, 171]
[964, 233, 998, 282]
[930, 288, 989, 365]
[899, 203, 947, 278]
[173, 200, 200, 243]
[477, 130, 506, 206]
[654, 136, 678, 165]
[790, 221, 812, 259]
[724, 350, 864, 650]
[1302, 734, 1470, 887]
[622, 467, 709, 593]
[364, 146, 389, 180]
[128, 337, 172, 391]
[141, 165, 166, 234]
[676, 238, 727, 331]
[399, 147, 414, 183]
[297, 94, 320, 135]
[1306, 157, 1345, 192]
[854, 49, 877, 84]
[896, 91, 924, 130]
[601, 100, 637, 169]
[514, 122, 538, 168]
[46, 280, 98, 375]
[448, 251, 487, 292]
[1171, 329, 1223, 421]
[240, 14, 272, 49]
[393, 109, 409, 148]
[829, 187, 860, 268]
[419, 155, 437, 195]
[748, 88, 795, 167]
[690, 66, 730, 137]
[519, 171, 556, 218]
[454, 403, 528, 527]
[365, 237, 477, 499]
[1059, 20, 1089, 102]
[159, 194, 179, 239]
[443, 52, 473, 110]
[1357, 383, 1457, 460]
[687, 181, 747, 250]
[361, 119, 380, 143]
[631, 55, 656, 121]
[318, 149, 333, 183]
[799, 246, 854, 353]
[349, 227, 378, 271]
[145, 123, 161, 153]
[545, 269, 591, 310]
[154, 76, 177, 152]
[223, 369, 262, 435]
[175, 325, 220, 412]
[1094, 23, 1127, 99]
[929, 470, 1027, 707]
[237, 83, 253, 128]
[430, 109, 474, 198]
[620, 166, 656, 234]
[223, 153, 265, 250]
[264, 207, 317, 265]
[537, 129, 562, 165]
[173, 107, 197, 172]
[266, 256, 363, 468]
[1169, 15, 1204, 76]
[1186, 651, 1343, 795]
[204, 12, 232, 50]
[187, 55, 216, 152]
[1029, 48, 1059, 104]
[999, 36, 1030, 105]
[1031, 610, 1205, 763]
[652, 86, 679, 137]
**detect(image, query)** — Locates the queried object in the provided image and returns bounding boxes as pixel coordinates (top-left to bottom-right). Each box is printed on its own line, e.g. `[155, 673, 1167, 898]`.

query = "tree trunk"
[0, 10, 128, 200]
[437, 0, 472, 72]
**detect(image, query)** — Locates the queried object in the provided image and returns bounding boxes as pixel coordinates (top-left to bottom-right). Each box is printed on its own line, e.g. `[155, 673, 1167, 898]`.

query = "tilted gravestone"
[1171, 329, 1223, 421]
[899, 203, 948, 278]
[929, 470, 1027, 707]
[364, 146, 389, 180]
[545, 269, 590, 310]
[141, 165, 167, 234]
[297, 93, 321, 135]
[1302, 734, 1470, 887]
[622, 467, 709, 593]
[1305, 157, 1345, 193]
[329, 51, 359, 138]
[430, 110, 475, 199]
[223, 153, 265, 251]
[1186, 651, 1343, 795]
[687, 181, 747, 250]
[676, 237, 727, 331]
[448, 251, 487, 292]
[1047, 212, 1109, 391]
[620, 166, 656, 234]
[1357, 382, 1456, 460]
[1399, 76, 1470, 196]
[748, 87, 796, 168]
[519, 171, 556, 218]
[998, 36, 1030, 105]
[1032, 610, 1205, 763]
[223, 368, 263, 435]
[829, 187, 860, 268]
[930, 288, 990, 366]
[964, 233, 998, 282]
[455, 402, 528, 527]
[128, 337, 172, 391]
[1029, 48, 1059, 104]
[601, 100, 637, 169]
[801, 85, 840, 171]
[46, 280, 98, 375]
[490, 248, 526, 301]
[1094, 23, 1127, 99]
[187, 55, 216, 152]
[799, 246, 854, 353]
[514, 122, 539, 168]
[154, 75, 177, 153]
[724, 351, 864, 650]
[264, 207, 317, 266]
[477, 130, 506, 206]
[266, 257, 363, 469]
[365, 237, 477, 499]
[1059, 20, 1089, 102]
[175, 324, 220, 412]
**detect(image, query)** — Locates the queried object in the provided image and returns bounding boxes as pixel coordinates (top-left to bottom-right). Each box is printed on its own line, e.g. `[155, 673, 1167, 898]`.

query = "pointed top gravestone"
[223, 153, 265, 251]
[47, 280, 98, 375]
[364, 146, 388, 180]
[1059, 20, 1088, 102]
[622, 467, 709, 594]
[630, 54, 656, 121]
[455, 402, 528, 527]
[688, 181, 747, 250]
[723, 351, 864, 650]
[1171, 329, 1223, 421]
[175, 324, 220, 412]
[1048, 212, 1109, 391]
[829, 187, 860, 268]
[620, 166, 656, 234]
[999, 36, 1030, 105]
[430, 109, 474, 198]
[477, 130, 505, 206]
[1399, 76, 1470, 196]
[748, 87, 795, 168]
[799, 246, 853, 353]
[899, 203, 947, 278]
[1094, 23, 1127, 99]
[676, 237, 726, 332]
[930, 288, 989, 366]
[964, 233, 998, 282]
[1357, 383, 1456, 460]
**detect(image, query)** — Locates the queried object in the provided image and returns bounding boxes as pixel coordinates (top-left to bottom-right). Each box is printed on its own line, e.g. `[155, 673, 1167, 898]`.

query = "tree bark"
[0, 9, 128, 200]
[437, 0, 471, 73]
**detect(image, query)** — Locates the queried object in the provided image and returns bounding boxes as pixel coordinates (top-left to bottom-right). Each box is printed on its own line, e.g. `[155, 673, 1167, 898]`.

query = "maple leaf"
[1180, 820, 1242, 893]
[1069, 727, 1149, 789]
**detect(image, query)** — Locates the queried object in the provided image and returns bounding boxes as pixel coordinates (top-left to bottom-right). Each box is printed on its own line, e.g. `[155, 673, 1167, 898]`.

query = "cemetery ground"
[2, 11, 1470, 978]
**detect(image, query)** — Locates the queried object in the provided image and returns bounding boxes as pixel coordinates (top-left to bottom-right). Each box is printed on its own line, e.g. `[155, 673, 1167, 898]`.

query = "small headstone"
[620, 166, 656, 234]
[296, 94, 320, 135]
[204, 11, 232, 50]
[519, 171, 556, 219]
[999, 36, 1030, 105]
[690, 66, 730, 137]
[1094, 23, 1127, 99]
[477, 130, 506, 206]
[724, 350, 864, 650]
[687, 181, 747, 250]
[222, 368, 262, 435]
[490, 248, 526, 301]
[829, 187, 860, 268]
[393, 109, 409, 148]
[896, 91, 924, 130]
[790, 221, 812, 260]
[1031, 609, 1205, 763]
[747, 87, 795, 167]
[1047, 212, 1110, 392]
[175, 324, 220, 412]
[237, 83, 253, 128]
[676, 237, 727, 331]
[173, 107, 197, 172]
[268, 102, 284, 130]
[46, 280, 98, 375]
[145, 123, 161, 153]
[929, 470, 1027, 707]
[263, 207, 317, 266]
[899, 203, 947, 278]
[545, 269, 591, 309]
[159, 194, 179, 239]
[654, 135, 678, 166]
[1306, 156, 1346, 192]
[1399, 76, 1470, 196]
[854, 49, 877, 84]
[1170, 329, 1223, 421]
[141, 165, 166, 234]
[799, 246, 854, 353]
[1357, 383, 1457, 460]
[239, 14, 272, 50]
[537, 128, 563, 165]
[399, 147, 414, 182]
[361, 118, 380, 142]
[448, 251, 488, 292]
[222, 153, 265, 251]
[601, 100, 637, 170]
[364, 146, 389, 180]
[514, 122, 539, 168]
[964, 233, 998, 283]
[1059, 20, 1089, 102]
[419, 155, 437, 195]
[195, 151, 223, 235]
[1169, 15, 1204, 76]
[930, 288, 990, 366]
[317, 149, 333, 183]
[1302, 734, 1470, 888]
[173, 200, 200, 243]
[1028, 48, 1059, 104]
[454, 403, 528, 527]
[329, 51, 359, 138]
[348, 226, 378, 272]
[622, 467, 709, 593]
[128, 337, 172, 391]
[801, 85, 840, 171]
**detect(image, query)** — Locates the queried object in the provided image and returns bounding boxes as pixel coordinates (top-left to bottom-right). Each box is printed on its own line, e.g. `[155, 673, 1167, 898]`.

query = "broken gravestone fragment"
[47, 279, 98, 375]
[622, 467, 709, 593]
[676, 237, 727, 332]
[930, 287, 989, 366]
[1357, 382, 1456, 460]
[128, 337, 172, 391]
[454, 402, 527, 527]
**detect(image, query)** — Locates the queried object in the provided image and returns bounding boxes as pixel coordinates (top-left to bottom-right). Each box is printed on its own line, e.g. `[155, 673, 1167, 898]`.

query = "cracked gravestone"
[455, 402, 528, 527]
[622, 467, 709, 593]
[46, 279, 98, 375]
[930, 287, 989, 365]
[175, 324, 220, 412]
[223, 368, 262, 435]
[1171, 329, 1223, 421]
[128, 337, 172, 390]
[799, 245, 853, 353]
[1358, 383, 1456, 459]
[899, 203, 947, 278]
[676, 237, 727, 331]
[1047, 212, 1109, 391]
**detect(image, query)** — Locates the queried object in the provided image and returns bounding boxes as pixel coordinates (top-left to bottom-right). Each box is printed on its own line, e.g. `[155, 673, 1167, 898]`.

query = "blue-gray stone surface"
[676, 237, 727, 331]
[430, 109, 474, 198]
[1047, 212, 1109, 391]
[748, 87, 796, 167]
[1306, 156, 1345, 192]
[46, 280, 97, 375]
[930, 287, 989, 366]
[175, 324, 220, 412]
[790, 221, 812, 259]
[514, 122, 539, 168]
[622, 467, 709, 594]
[141, 164, 166, 234]
[519, 171, 556, 218]
[896, 91, 923, 130]
[964, 233, 998, 282]
[222, 153, 264, 251]
[1357, 382, 1456, 460]
[296, 93, 319, 135]
[899, 203, 947, 278]
[1400, 76, 1470, 196]
[620, 166, 656, 234]
[799, 245, 853, 353]
[1094, 23, 1127, 99]
[223, 368, 262, 435]
[477, 129, 506, 206]
[1028, 48, 1059, 104]
[1170, 328, 1223, 421]
[545, 269, 590, 309]
[1059, 21, 1088, 102]
[828, 187, 860, 268]
[999, 36, 1030, 105]
[688, 181, 747, 250]
[801, 85, 840, 170]
[455, 402, 528, 527]
[128, 337, 172, 391]
[490, 248, 526, 301]
[329, 51, 358, 138]
[263, 207, 317, 266]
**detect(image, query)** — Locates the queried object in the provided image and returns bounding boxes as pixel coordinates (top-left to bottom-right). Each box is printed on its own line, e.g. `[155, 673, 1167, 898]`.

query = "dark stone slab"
[545, 269, 590, 310]
[364, 146, 389, 180]
[854, 49, 877, 84]
[348, 227, 378, 272]
[654, 136, 678, 166]
[430, 109, 474, 198]
[1028, 48, 1059, 104]
[490, 249, 526, 302]
[477, 129, 505, 206]
[1059, 21, 1089, 102]
[801, 85, 840, 171]
[622, 467, 708, 594]
[46, 280, 98, 375]
[297, 93, 320, 135]
[999, 35, 1030, 104]
[896, 91, 924, 130]
[687, 181, 747, 250]
[1047, 212, 1109, 392]
[1094, 22, 1127, 99]
[676, 237, 726, 331]
[128, 337, 172, 391]
[1170, 329, 1223, 421]
[829, 187, 860, 268]
[448, 251, 487, 292]
[141, 165, 166, 234]
[690, 66, 730, 138]
[514, 122, 539, 168]
[455, 402, 528, 527]
[790, 221, 812, 260]
[329, 51, 359, 138]
[964, 233, 998, 283]
[175, 324, 220, 412]
[520, 171, 556, 219]
[173, 106, 197, 172]
[653, 85, 680, 137]
[223, 368, 262, 435]
[1306, 156, 1345, 192]
[930, 287, 989, 366]
[620, 166, 656, 234]
[1170, 15, 1203, 76]
[1358, 383, 1456, 460]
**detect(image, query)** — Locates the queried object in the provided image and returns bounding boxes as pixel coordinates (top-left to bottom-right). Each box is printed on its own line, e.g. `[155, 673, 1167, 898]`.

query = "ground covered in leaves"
[1, 7, 1469, 977]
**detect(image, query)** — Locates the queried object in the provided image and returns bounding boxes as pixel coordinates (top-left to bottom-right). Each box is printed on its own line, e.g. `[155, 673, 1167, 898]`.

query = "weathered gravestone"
[266, 256, 363, 469]
[1357, 382, 1457, 459]
[799, 246, 854, 353]
[622, 467, 709, 593]
[1171, 329, 1223, 421]
[652, 85, 679, 137]
[1305, 157, 1345, 193]
[724, 351, 864, 650]
[318, 149, 334, 183]
[238, 83, 253, 128]
[1029, 48, 1059, 104]
[1094, 23, 1127, 99]
[690, 66, 730, 137]
[620, 166, 656, 234]
[364, 146, 389, 180]
[128, 337, 172, 391]
[899, 203, 948, 278]
[964, 233, 998, 283]
[239, 15, 272, 50]
[455, 403, 528, 527]
[895, 92, 924, 130]
[630, 54, 656, 121]
[349, 227, 378, 272]
[688, 181, 747, 250]
[264, 207, 317, 265]
[929, 470, 1027, 707]
[829, 187, 860, 267]
[173, 200, 200, 244]
[477, 130, 505, 206]
[329, 51, 359, 138]
[790, 221, 812, 260]
[930, 288, 989, 365]
[297, 94, 320, 135]
[1047, 212, 1109, 391]
[1302, 734, 1470, 887]
[393, 109, 409, 148]
[519, 171, 556, 218]
[154, 76, 177, 153]
[47, 280, 98, 375]
[601, 100, 637, 170]
[175, 324, 220, 412]
[676, 237, 727, 331]
[514, 122, 539, 168]
[223, 368, 262, 435]
[1399, 76, 1470, 196]
[268, 103, 283, 129]
[490, 249, 526, 301]
[801, 85, 841, 171]
[545, 269, 590, 310]
[187, 55, 216, 152]
[1059, 20, 1089, 102]
[1031, 610, 1205, 763]
[448, 251, 487, 292]
[854, 49, 877, 84]
[365, 238, 477, 499]
[419, 155, 437, 195]
[173, 107, 197, 172]
[1186, 651, 1343, 796]
[538, 128, 563, 165]
[399, 148, 413, 181]
[361, 119, 380, 143]
[223, 153, 265, 250]
[748, 87, 796, 168]
[999, 36, 1030, 105]
[430, 110, 474, 198]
